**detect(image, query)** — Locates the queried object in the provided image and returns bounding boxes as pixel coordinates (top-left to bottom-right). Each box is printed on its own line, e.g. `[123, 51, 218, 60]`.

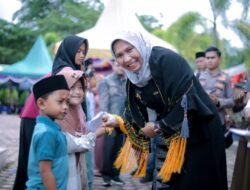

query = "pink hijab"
[56, 67, 87, 135]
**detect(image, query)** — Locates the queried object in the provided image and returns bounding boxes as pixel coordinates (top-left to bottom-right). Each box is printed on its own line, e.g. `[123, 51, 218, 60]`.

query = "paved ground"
[0, 114, 237, 189]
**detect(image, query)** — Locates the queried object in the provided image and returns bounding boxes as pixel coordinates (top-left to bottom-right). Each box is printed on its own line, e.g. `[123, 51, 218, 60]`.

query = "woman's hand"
[141, 122, 159, 138]
[102, 113, 119, 128]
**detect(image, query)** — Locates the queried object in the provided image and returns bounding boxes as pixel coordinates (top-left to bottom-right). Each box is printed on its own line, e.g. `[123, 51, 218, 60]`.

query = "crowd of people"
[11, 31, 250, 190]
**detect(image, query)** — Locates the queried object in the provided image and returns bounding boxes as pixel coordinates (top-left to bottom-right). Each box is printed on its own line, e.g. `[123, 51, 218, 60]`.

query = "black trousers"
[13, 118, 36, 190]
[101, 129, 124, 180]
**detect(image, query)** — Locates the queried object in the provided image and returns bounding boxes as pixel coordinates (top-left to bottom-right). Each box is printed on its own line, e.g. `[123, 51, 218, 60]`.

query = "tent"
[0, 35, 52, 84]
[0, 64, 9, 72]
[55, 0, 176, 59]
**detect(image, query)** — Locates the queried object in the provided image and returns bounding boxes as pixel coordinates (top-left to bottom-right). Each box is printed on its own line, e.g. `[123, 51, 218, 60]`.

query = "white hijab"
[111, 31, 152, 87]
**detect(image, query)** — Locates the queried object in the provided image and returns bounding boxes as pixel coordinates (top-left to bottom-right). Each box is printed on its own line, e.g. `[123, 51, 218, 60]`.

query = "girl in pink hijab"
[57, 68, 108, 190]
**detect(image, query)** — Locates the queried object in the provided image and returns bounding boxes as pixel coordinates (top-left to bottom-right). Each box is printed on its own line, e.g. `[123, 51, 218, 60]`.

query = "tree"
[0, 0, 104, 64]
[44, 32, 61, 56]
[0, 19, 38, 65]
[137, 15, 162, 32]
[208, 0, 231, 46]
[153, 12, 211, 68]
[152, 12, 242, 70]
[236, 0, 250, 19]
[13, 0, 104, 38]
[233, 20, 250, 67]
[208, 0, 250, 46]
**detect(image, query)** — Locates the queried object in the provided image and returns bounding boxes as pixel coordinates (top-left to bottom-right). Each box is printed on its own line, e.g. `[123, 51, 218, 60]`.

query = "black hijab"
[52, 35, 89, 75]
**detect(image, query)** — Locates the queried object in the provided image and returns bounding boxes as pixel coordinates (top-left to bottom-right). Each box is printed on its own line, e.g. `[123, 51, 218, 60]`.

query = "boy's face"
[38, 89, 70, 120]
[69, 80, 85, 105]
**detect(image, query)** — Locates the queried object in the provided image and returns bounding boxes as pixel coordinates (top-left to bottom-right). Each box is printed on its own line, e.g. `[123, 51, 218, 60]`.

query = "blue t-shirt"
[26, 116, 68, 190]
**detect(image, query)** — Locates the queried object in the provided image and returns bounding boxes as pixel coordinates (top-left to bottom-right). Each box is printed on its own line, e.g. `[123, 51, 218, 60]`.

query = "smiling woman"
[104, 30, 228, 190]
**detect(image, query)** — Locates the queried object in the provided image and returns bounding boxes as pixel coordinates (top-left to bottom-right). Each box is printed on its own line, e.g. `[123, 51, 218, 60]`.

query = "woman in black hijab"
[104, 31, 228, 190]
[52, 35, 88, 74]
[13, 35, 89, 190]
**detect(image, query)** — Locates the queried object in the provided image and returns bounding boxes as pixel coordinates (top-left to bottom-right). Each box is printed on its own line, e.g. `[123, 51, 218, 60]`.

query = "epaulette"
[218, 72, 227, 81]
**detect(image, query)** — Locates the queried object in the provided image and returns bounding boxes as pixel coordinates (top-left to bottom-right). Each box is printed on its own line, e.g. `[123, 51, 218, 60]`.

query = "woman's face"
[69, 80, 85, 105]
[113, 40, 143, 72]
[75, 44, 87, 66]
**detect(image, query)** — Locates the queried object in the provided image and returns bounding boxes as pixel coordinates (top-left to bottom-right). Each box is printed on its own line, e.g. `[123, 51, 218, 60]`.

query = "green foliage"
[237, 0, 250, 19]
[209, 0, 231, 17]
[37, 1, 102, 37]
[0, 88, 19, 106]
[152, 11, 245, 70]
[19, 90, 30, 106]
[44, 32, 60, 48]
[0, 89, 5, 104]
[14, 0, 61, 23]
[0, 19, 38, 64]
[208, 0, 250, 45]
[14, 0, 103, 38]
[44, 32, 61, 56]
[0, 0, 248, 72]
[233, 20, 250, 67]
[138, 15, 162, 32]
[0, 0, 103, 64]
[235, 20, 250, 42]
[153, 12, 211, 66]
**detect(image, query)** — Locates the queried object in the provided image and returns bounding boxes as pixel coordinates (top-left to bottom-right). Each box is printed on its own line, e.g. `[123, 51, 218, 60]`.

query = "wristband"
[154, 122, 162, 134]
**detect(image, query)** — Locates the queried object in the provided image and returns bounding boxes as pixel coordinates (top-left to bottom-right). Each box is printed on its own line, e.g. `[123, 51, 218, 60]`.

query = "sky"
[0, 0, 244, 47]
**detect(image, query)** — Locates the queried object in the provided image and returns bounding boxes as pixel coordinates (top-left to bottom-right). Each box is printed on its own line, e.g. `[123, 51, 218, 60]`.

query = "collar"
[36, 115, 61, 131]
[207, 69, 221, 77]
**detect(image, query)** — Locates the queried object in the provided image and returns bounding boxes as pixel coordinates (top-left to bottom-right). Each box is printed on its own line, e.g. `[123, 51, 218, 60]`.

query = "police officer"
[199, 46, 235, 148]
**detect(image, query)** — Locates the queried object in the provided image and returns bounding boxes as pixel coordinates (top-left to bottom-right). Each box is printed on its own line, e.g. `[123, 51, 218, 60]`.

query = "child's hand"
[102, 113, 118, 128]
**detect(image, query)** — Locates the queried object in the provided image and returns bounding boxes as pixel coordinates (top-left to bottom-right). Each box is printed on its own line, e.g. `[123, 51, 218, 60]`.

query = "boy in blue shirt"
[26, 75, 70, 190]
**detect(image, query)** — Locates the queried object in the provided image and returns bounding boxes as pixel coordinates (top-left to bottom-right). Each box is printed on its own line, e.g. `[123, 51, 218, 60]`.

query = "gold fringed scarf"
[114, 115, 149, 178]
[158, 136, 187, 182]
[114, 94, 189, 182]
[158, 94, 189, 182]
[114, 138, 137, 173]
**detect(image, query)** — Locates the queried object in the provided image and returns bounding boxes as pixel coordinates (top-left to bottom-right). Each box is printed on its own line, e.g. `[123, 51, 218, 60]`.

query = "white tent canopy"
[75, 0, 176, 58]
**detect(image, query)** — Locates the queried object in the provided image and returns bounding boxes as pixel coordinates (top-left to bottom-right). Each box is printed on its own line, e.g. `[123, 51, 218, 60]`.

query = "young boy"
[26, 75, 70, 190]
